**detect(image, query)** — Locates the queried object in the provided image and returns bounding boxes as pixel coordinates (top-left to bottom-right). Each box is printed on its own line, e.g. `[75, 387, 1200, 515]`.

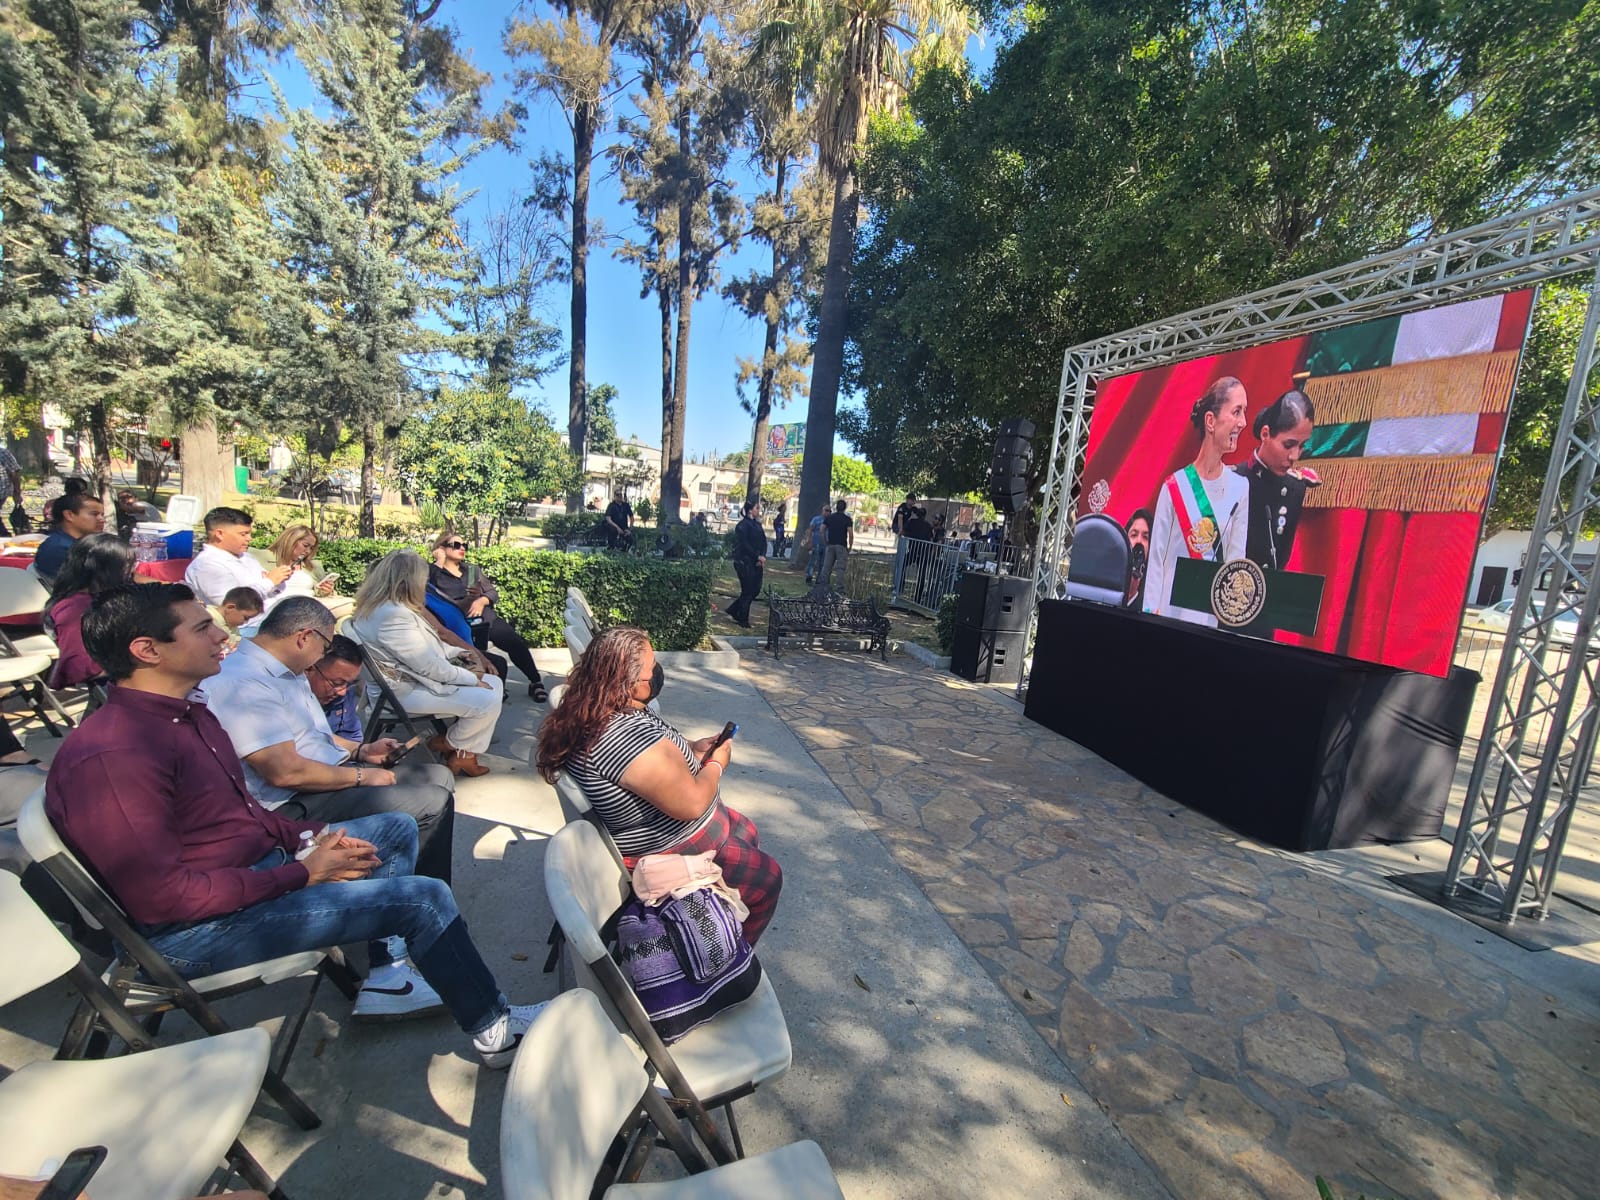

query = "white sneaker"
[352, 961, 448, 1022]
[473, 1000, 550, 1069]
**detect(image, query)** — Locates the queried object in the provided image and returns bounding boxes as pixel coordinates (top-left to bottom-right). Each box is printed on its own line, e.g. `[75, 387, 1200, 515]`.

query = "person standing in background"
[804, 504, 827, 585]
[0, 444, 23, 536]
[820, 500, 854, 592]
[726, 499, 766, 628]
[772, 500, 788, 558]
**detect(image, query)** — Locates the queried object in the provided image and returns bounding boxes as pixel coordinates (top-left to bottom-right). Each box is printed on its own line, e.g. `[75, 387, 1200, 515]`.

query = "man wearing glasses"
[199, 595, 458, 1021]
[307, 633, 367, 741]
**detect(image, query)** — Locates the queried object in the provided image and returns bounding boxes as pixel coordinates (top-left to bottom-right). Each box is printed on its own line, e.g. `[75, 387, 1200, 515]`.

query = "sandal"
[529, 682, 549, 704]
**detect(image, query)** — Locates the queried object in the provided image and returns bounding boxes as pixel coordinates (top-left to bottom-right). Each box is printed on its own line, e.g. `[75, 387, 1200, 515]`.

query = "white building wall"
[1468, 530, 1600, 608]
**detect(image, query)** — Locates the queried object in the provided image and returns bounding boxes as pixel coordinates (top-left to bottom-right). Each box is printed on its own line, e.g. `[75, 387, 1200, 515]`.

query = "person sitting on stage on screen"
[1144, 376, 1251, 626]
[1124, 509, 1152, 609]
[1235, 388, 1319, 573]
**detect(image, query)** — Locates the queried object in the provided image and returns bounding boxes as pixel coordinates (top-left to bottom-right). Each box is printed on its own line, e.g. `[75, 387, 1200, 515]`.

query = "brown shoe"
[447, 750, 490, 778]
[427, 733, 453, 755]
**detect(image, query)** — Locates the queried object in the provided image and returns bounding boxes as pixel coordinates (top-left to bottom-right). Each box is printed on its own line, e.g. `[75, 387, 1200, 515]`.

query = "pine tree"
[266, 0, 478, 535]
[0, 0, 184, 500]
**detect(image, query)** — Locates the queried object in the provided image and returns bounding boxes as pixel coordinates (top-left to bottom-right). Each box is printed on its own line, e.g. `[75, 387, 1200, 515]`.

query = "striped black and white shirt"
[570, 709, 717, 856]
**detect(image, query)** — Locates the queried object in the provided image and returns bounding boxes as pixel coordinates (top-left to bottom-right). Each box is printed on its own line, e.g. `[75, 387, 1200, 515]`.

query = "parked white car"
[1466, 598, 1587, 644]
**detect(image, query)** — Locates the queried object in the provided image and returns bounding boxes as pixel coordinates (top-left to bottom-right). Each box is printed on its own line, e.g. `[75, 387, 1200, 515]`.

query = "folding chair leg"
[227, 1138, 290, 1200]
[268, 969, 326, 1082]
[542, 920, 563, 974]
[722, 1099, 745, 1159]
[261, 1067, 322, 1131]
[35, 680, 75, 730]
[322, 948, 361, 1000]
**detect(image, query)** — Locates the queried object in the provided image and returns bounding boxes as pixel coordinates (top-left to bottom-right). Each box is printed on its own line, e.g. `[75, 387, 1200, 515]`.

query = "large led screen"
[1067, 290, 1535, 676]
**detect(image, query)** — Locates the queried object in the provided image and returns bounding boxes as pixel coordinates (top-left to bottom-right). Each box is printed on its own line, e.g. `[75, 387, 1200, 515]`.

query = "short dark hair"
[743, 498, 760, 516]
[256, 595, 333, 639]
[49, 493, 100, 526]
[83, 583, 196, 681]
[221, 586, 263, 613]
[323, 633, 364, 668]
[203, 506, 252, 535]
[62, 477, 91, 497]
[834, 500, 847, 512]
[1126, 508, 1153, 532]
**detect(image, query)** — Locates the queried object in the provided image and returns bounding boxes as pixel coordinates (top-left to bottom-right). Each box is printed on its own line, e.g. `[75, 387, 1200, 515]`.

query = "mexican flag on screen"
[1298, 294, 1530, 513]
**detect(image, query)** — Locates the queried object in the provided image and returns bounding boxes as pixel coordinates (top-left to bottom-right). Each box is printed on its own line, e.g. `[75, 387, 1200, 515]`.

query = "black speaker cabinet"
[951, 626, 1026, 684]
[956, 572, 1034, 632]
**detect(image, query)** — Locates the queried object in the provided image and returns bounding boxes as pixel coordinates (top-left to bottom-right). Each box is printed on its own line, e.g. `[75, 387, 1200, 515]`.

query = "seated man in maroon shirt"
[44, 583, 545, 1069]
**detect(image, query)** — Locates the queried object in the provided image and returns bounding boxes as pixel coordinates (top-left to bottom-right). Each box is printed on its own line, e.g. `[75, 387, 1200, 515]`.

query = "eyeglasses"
[309, 662, 355, 693]
[442, 541, 467, 550]
[303, 627, 334, 653]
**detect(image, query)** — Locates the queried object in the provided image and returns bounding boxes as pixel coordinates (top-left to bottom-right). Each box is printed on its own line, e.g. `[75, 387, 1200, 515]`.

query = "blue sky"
[263, 3, 996, 465]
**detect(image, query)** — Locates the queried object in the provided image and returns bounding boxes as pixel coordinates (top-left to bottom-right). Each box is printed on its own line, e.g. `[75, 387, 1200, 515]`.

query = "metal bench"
[766, 592, 890, 661]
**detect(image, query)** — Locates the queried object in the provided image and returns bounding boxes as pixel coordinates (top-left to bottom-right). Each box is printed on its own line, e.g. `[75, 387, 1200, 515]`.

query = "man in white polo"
[184, 506, 292, 606]
[199, 595, 458, 1020]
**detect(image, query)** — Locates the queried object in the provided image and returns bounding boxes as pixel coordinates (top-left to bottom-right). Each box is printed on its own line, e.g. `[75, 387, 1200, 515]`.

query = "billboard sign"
[767, 422, 805, 464]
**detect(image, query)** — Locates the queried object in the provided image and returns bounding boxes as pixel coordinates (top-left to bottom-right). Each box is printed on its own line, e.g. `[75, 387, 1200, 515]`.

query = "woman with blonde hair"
[266, 523, 351, 618]
[349, 549, 504, 777]
[536, 626, 782, 943]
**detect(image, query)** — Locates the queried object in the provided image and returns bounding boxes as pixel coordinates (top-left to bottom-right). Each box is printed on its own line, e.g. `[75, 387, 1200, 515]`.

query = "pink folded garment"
[631, 851, 749, 921]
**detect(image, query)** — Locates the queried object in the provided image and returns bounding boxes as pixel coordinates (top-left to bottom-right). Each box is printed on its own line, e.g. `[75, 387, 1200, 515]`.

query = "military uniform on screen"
[1235, 454, 1308, 573]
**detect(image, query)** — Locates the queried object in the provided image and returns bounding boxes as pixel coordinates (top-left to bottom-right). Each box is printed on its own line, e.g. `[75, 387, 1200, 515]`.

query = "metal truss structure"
[1028, 187, 1600, 923]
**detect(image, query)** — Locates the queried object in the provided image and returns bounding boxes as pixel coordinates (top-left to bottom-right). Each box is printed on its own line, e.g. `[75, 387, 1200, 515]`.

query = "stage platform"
[1024, 598, 1481, 851]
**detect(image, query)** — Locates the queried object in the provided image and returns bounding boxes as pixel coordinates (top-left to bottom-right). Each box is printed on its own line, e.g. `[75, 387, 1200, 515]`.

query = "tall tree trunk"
[747, 154, 788, 515]
[662, 105, 692, 528]
[567, 101, 596, 512]
[658, 271, 674, 512]
[796, 166, 859, 540]
[180, 419, 230, 511]
[87, 400, 112, 507]
[359, 418, 377, 537]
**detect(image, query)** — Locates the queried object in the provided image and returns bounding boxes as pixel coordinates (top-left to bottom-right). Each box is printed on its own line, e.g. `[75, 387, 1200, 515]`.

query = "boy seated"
[218, 586, 264, 640]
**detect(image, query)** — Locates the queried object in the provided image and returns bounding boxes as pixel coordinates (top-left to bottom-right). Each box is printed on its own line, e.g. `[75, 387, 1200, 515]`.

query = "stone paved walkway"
[743, 648, 1600, 1200]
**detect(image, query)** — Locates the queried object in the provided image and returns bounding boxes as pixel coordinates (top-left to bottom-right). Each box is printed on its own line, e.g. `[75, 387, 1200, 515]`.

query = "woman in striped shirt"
[535, 626, 782, 943]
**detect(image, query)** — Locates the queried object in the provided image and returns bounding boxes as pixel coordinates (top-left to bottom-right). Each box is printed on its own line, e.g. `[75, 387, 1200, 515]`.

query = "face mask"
[645, 661, 665, 701]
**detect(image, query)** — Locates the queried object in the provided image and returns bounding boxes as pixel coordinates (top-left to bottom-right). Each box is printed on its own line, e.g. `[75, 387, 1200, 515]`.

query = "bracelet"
[355, 763, 363, 786]
[703, 760, 723, 777]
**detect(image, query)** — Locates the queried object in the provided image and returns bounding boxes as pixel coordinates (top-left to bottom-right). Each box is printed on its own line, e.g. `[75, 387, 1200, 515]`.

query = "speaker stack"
[988, 417, 1036, 516]
[950, 571, 1033, 685]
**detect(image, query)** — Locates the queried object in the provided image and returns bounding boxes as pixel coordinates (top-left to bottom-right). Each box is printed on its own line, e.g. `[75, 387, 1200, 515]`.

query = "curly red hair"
[536, 625, 651, 782]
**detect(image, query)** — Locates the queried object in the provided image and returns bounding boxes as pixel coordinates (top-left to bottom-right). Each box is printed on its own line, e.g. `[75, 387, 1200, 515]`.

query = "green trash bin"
[234, 464, 250, 495]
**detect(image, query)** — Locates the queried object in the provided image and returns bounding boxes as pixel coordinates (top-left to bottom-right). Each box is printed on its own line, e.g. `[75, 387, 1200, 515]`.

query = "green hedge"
[475, 547, 714, 650]
[313, 540, 714, 650]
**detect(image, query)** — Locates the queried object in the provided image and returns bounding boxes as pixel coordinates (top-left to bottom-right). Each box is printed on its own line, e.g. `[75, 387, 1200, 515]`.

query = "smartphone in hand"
[383, 735, 422, 768]
[701, 721, 738, 764]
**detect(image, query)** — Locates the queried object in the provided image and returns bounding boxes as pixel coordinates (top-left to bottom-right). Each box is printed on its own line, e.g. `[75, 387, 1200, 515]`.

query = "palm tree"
[762, 0, 974, 549]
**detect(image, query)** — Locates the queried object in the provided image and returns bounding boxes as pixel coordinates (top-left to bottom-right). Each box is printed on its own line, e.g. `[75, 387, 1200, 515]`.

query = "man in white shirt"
[184, 506, 292, 605]
[199, 595, 459, 1020]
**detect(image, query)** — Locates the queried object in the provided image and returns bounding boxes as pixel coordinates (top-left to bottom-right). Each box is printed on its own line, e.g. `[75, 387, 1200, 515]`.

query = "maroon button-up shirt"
[45, 685, 322, 927]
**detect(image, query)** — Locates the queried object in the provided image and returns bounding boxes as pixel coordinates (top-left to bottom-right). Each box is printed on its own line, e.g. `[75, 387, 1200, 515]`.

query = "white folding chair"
[0, 871, 288, 1200]
[565, 621, 593, 660]
[0, 566, 73, 732]
[501, 990, 842, 1200]
[544, 821, 792, 1163]
[567, 586, 600, 634]
[17, 787, 356, 1131]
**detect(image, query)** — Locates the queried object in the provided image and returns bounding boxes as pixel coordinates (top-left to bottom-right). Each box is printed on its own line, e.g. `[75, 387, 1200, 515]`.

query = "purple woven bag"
[615, 888, 762, 1044]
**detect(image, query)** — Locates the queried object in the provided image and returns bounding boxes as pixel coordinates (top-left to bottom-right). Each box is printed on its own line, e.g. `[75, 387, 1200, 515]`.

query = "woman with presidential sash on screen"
[1144, 376, 1251, 626]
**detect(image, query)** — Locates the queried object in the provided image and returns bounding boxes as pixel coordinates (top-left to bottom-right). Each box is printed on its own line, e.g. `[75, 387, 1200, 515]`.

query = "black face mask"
[645, 661, 665, 701]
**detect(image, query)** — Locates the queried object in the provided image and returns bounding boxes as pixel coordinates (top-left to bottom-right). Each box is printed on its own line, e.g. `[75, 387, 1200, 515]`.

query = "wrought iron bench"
[766, 592, 890, 661]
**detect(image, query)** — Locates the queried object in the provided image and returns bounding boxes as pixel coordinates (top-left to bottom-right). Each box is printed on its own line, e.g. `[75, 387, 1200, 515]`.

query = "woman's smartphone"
[701, 721, 737, 764]
[382, 735, 422, 767]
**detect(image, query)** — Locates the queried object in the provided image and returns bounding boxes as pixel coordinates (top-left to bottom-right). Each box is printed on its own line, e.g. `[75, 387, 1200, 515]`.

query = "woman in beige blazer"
[348, 550, 504, 777]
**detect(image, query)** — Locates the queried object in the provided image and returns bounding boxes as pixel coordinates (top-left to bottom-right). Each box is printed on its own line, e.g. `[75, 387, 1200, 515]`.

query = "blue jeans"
[143, 813, 506, 1035]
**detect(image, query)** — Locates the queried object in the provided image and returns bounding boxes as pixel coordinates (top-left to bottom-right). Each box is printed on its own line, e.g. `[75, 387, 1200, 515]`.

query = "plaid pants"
[646, 804, 783, 945]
